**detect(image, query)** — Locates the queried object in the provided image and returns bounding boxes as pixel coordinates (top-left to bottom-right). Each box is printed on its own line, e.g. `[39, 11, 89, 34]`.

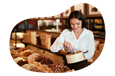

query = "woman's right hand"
[63, 42, 72, 51]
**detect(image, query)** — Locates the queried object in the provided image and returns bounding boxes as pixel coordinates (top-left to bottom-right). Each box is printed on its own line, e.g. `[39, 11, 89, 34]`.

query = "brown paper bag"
[30, 32, 37, 45]
[45, 35, 52, 49]
[40, 33, 46, 46]
[23, 34, 31, 43]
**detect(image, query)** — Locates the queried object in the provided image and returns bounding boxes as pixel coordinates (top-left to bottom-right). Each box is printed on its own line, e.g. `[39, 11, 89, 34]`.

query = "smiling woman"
[68, 11, 86, 31]
[70, 18, 82, 30]
[50, 11, 95, 70]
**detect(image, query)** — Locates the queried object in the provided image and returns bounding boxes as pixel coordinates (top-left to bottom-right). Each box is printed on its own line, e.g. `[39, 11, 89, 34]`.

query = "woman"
[50, 11, 95, 70]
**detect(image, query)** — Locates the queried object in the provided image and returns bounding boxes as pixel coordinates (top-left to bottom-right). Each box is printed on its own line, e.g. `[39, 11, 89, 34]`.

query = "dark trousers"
[65, 59, 89, 70]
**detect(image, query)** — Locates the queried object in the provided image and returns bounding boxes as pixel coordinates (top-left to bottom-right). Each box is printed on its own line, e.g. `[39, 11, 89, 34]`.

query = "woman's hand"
[63, 42, 72, 51]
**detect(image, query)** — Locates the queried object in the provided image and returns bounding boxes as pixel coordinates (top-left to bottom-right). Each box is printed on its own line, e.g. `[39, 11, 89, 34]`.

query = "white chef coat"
[50, 28, 95, 59]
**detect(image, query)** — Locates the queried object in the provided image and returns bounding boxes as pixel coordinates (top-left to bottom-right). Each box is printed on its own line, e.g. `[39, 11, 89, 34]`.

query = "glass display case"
[93, 19, 103, 31]
[86, 18, 105, 38]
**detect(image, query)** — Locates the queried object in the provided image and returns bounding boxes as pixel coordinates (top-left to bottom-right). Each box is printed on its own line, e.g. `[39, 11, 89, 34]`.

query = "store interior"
[0, 3, 115, 73]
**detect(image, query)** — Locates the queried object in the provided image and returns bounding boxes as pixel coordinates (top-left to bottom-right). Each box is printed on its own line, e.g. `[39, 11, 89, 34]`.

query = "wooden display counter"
[22, 40, 67, 65]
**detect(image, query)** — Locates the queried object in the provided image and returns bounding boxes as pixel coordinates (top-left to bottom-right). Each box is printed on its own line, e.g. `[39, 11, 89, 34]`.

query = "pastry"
[20, 50, 33, 61]
[33, 61, 41, 67]
[17, 60, 28, 66]
[14, 57, 25, 63]
[28, 53, 40, 64]
[35, 56, 54, 65]
[49, 64, 70, 73]
[30, 67, 45, 73]
[23, 52, 33, 57]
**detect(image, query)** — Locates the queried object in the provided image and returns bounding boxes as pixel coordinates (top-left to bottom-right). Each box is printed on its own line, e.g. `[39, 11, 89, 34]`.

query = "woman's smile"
[73, 28, 79, 30]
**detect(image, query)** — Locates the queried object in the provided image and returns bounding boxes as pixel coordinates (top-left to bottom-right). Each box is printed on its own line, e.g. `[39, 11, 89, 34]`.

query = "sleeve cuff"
[58, 43, 64, 50]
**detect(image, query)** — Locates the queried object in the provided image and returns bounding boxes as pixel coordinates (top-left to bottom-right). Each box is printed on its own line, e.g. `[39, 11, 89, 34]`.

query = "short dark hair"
[68, 11, 85, 31]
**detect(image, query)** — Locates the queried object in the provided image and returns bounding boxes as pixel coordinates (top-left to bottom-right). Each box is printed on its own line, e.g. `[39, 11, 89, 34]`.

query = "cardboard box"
[40, 33, 46, 46]
[30, 32, 37, 45]
[45, 35, 52, 49]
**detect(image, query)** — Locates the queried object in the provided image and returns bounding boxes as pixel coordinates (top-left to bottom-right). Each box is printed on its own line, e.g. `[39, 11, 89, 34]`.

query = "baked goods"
[33, 62, 41, 67]
[35, 56, 54, 65]
[28, 53, 40, 64]
[30, 67, 45, 73]
[20, 50, 33, 61]
[12, 54, 19, 59]
[20, 49, 33, 55]
[48, 64, 70, 73]
[23, 52, 33, 57]
[17, 60, 28, 66]
[66, 69, 75, 72]
[17, 48, 28, 53]
[14, 48, 28, 56]
[12, 48, 75, 73]
[14, 57, 25, 63]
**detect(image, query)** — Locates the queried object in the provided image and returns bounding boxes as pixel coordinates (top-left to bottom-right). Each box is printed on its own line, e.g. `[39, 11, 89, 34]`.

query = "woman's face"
[70, 18, 82, 32]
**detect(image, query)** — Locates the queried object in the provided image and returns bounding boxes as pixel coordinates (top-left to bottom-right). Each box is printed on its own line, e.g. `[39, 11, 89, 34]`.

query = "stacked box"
[31, 32, 37, 45]
[23, 34, 31, 43]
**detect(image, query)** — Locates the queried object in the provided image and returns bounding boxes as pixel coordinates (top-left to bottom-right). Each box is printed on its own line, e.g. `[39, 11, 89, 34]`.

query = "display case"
[86, 18, 105, 39]
[91, 19, 103, 31]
